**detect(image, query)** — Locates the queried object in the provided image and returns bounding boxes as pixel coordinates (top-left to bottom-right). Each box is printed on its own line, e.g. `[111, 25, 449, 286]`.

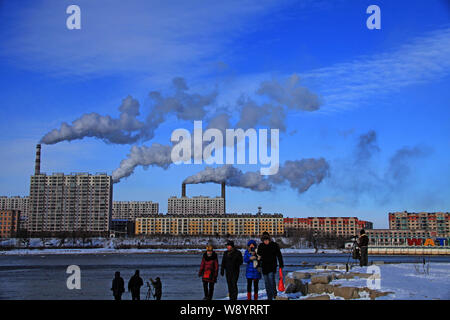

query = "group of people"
[199, 231, 284, 300]
[111, 270, 162, 300]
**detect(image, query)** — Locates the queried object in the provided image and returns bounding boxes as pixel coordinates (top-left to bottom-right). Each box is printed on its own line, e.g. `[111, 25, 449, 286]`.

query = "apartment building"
[168, 196, 225, 215]
[0, 210, 20, 238]
[28, 172, 113, 235]
[112, 201, 159, 220]
[284, 217, 373, 237]
[0, 196, 29, 230]
[136, 213, 284, 236]
[389, 211, 449, 237]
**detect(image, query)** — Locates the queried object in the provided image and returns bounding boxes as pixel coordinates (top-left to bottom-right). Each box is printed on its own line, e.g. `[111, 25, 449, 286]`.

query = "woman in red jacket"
[198, 245, 219, 300]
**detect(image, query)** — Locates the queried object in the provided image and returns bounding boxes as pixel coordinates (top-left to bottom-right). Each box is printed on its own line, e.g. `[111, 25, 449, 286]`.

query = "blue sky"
[0, 0, 449, 228]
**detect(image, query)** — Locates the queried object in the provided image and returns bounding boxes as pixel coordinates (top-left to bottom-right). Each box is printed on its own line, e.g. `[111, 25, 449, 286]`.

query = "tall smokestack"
[221, 182, 226, 214]
[182, 183, 186, 197]
[35, 144, 41, 175]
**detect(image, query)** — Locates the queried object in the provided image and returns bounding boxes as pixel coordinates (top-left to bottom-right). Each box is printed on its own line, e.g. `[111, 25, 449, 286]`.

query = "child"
[244, 240, 261, 300]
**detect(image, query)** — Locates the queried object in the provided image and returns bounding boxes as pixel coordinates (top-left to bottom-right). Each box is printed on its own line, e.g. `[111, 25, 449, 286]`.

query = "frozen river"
[1, 253, 449, 300]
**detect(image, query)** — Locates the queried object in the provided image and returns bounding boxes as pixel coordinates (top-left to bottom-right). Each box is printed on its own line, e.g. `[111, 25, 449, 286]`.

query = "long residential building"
[284, 217, 373, 237]
[0, 196, 29, 230]
[136, 213, 284, 236]
[112, 201, 159, 220]
[389, 211, 449, 237]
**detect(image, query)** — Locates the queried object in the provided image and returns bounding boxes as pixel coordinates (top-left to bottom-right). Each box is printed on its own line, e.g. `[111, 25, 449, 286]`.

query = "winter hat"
[247, 240, 257, 247]
[360, 229, 366, 235]
[226, 240, 235, 247]
[206, 245, 213, 251]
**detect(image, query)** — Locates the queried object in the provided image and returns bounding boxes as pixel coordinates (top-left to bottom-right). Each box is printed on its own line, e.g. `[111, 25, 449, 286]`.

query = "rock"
[311, 275, 332, 284]
[327, 265, 337, 270]
[314, 265, 326, 270]
[307, 283, 334, 294]
[337, 265, 347, 270]
[292, 271, 311, 279]
[275, 296, 289, 300]
[368, 289, 393, 300]
[303, 295, 330, 300]
[372, 261, 384, 265]
[284, 278, 307, 295]
[333, 286, 360, 299]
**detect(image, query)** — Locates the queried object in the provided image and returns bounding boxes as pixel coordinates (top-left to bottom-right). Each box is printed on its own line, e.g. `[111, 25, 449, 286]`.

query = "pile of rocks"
[283, 267, 393, 300]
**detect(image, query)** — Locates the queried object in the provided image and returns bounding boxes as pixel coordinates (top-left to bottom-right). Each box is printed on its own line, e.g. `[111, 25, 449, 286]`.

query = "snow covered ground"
[275, 263, 450, 300]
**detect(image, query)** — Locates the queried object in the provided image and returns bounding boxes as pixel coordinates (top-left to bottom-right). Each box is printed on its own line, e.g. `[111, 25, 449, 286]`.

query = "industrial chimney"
[182, 183, 186, 197]
[221, 182, 226, 214]
[35, 144, 41, 175]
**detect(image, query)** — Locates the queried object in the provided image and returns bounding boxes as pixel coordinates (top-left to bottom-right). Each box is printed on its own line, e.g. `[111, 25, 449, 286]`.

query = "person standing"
[150, 277, 162, 300]
[198, 245, 219, 300]
[111, 271, 125, 301]
[358, 229, 369, 267]
[244, 240, 261, 300]
[128, 270, 143, 300]
[257, 232, 284, 300]
[220, 240, 243, 300]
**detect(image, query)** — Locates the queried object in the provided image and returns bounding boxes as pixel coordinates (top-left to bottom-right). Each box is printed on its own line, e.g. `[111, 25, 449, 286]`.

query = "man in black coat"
[220, 240, 243, 300]
[128, 270, 144, 300]
[358, 229, 369, 267]
[257, 232, 284, 300]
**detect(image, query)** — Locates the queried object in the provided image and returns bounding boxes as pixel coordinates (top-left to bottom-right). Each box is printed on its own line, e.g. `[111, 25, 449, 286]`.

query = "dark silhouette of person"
[220, 240, 243, 300]
[150, 277, 162, 300]
[358, 229, 369, 266]
[128, 270, 143, 300]
[111, 271, 125, 300]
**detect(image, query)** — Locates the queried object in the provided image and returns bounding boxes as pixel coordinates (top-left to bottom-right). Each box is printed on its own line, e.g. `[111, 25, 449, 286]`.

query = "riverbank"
[0, 248, 343, 255]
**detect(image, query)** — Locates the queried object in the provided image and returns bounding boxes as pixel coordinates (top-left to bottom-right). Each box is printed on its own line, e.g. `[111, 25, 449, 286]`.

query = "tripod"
[145, 281, 155, 300]
[346, 239, 360, 272]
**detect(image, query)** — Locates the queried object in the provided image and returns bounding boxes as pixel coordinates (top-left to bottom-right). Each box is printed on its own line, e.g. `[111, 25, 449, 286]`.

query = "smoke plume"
[183, 158, 330, 194]
[112, 143, 173, 183]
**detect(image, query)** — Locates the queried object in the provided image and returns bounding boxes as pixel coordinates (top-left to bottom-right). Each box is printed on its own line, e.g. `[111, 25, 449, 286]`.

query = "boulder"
[327, 265, 337, 270]
[311, 274, 332, 284]
[303, 295, 330, 300]
[314, 265, 326, 270]
[275, 296, 289, 300]
[368, 289, 393, 300]
[333, 286, 360, 299]
[284, 277, 307, 295]
[292, 271, 311, 279]
[307, 283, 334, 294]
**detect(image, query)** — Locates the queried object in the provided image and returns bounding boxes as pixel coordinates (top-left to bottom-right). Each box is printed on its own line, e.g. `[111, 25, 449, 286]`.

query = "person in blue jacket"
[244, 239, 262, 300]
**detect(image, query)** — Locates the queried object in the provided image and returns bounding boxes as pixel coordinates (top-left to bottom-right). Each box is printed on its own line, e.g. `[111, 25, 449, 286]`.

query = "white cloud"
[0, 0, 289, 79]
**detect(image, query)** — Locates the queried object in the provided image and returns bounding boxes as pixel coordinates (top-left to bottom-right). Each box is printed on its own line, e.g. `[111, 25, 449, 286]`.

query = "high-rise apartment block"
[27, 144, 113, 236]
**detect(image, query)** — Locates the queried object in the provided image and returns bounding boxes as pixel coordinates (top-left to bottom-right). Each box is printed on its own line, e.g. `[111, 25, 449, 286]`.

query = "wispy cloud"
[0, 0, 290, 80]
[301, 26, 450, 112]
